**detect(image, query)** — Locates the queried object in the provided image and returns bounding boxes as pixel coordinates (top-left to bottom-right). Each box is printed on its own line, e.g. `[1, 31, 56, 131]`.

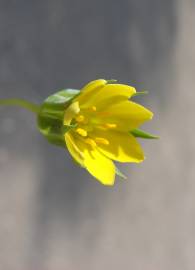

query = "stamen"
[90, 106, 97, 112]
[85, 138, 97, 148]
[76, 115, 85, 123]
[76, 128, 87, 137]
[95, 137, 110, 145]
[104, 123, 117, 129]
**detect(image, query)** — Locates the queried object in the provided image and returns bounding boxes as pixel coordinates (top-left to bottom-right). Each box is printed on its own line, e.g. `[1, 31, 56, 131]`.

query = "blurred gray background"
[0, 0, 195, 269]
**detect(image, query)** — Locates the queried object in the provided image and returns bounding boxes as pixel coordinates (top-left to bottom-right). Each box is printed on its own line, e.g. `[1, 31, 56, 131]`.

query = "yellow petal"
[79, 83, 136, 109]
[98, 100, 153, 131]
[94, 83, 136, 106]
[65, 132, 84, 167]
[64, 101, 80, 125]
[75, 79, 107, 105]
[92, 129, 144, 163]
[83, 146, 116, 185]
[66, 134, 115, 185]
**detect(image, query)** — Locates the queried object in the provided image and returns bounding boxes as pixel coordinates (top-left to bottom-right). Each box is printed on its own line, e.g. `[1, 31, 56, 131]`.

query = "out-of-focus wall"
[0, 0, 195, 269]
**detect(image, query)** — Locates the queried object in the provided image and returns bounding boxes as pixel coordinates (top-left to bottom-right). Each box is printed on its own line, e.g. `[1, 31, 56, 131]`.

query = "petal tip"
[100, 177, 115, 186]
[133, 152, 145, 163]
[149, 111, 154, 119]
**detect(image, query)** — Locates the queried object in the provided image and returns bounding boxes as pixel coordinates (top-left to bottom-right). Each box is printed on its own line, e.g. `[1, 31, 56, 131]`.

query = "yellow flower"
[0, 79, 156, 186]
[63, 79, 153, 185]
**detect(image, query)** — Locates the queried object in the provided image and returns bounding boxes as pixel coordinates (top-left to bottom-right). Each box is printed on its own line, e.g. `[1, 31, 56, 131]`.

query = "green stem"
[0, 98, 40, 114]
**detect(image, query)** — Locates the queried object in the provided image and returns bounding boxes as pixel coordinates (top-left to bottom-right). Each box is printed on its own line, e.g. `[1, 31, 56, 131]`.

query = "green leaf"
[45, 89, 80, 104]
[37, 113, 65, 147]
[130, 129, 159, 139]
[37, 88, 81, 147]
[115, 166, 127, 180]
[132, 91, 148, 97]
[39, 89, 80, 121]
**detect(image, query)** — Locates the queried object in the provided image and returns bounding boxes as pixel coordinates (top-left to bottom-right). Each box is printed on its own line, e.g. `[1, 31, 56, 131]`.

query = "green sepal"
[37, 88, 80, 147]
[40, 89, 80, 119]
[106, 79, 118, 84]
[115, 166, 127, 180]
[132, 91, 148, 97]
[130, 129, 159, 139]
[44, 89, 80, 104]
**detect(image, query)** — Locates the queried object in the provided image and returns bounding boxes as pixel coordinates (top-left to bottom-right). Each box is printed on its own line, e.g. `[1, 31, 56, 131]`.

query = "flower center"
[72, 105, 117, 147]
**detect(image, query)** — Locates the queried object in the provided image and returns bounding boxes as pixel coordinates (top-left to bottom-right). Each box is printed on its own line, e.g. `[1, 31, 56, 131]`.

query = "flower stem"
[0, 98, 40, 114]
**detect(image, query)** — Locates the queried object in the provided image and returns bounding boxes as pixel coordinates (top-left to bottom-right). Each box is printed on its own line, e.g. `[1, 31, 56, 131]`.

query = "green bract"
[37, 89, 80, 147]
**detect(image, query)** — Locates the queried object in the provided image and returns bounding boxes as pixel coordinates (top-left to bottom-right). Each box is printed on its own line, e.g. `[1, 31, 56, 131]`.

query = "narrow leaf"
[132, 91, 148, 97]
[106, 79, 118, 84]
[130, 129, 159, 139]
[115, 166, 127, 180]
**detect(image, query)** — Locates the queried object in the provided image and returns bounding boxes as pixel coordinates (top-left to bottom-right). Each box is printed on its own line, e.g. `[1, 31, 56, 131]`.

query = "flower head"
[63, 79, 153, 185]
[0, 79, 157, 186]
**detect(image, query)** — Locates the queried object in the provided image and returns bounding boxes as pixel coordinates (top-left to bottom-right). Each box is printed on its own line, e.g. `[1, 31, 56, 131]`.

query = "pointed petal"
[98, 100, 153, 131]
[94, 83, 136, 106]
[75, 79, 107, 105]
[79, 83, 136, 109]
[83, 146, 116, 185]
[92, 129, 144, 163]
[66, 133, 115, 185]
[65, 132, 84, 166]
